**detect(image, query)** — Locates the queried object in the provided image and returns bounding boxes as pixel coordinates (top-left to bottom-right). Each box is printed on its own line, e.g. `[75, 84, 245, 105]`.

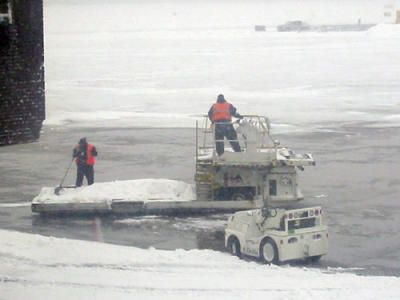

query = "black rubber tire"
[231, 190, 254, 201]
[228, 237, 241, 258]
[231, 192, 247, 201]
[259, 238, 279, 264]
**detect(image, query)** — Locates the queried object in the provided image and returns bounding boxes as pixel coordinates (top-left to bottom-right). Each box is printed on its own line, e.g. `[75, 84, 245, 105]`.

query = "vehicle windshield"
[288, 218, 316, 230]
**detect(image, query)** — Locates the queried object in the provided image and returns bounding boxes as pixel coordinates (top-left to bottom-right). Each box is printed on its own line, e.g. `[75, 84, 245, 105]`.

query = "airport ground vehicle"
[277, 20, 311, 32]
[225, 206, 328, 264]
[194, 115, 314, 206]
[206, 115, 329, 263]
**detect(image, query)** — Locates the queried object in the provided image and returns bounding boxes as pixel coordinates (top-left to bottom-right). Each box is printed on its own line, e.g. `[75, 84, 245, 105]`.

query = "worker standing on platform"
[208, 94, 243, 156]
[73, 137, 97, 187]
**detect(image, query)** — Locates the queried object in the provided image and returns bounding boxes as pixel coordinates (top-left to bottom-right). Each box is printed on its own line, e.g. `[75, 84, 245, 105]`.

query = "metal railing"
[196, 115, 279, 160]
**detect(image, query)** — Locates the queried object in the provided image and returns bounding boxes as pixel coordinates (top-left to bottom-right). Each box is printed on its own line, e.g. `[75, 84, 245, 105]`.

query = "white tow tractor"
[225, 205, 328, 264]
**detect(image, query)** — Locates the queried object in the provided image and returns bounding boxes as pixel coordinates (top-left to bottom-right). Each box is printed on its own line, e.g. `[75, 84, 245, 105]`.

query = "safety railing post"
[196, 120, 198, 166]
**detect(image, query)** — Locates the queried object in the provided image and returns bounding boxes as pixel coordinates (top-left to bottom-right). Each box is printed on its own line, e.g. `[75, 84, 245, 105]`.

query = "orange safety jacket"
[211, 102, 232, 122]
[75, 143, 96, 165]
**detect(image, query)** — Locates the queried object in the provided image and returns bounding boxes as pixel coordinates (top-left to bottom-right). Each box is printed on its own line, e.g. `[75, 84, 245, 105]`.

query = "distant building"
[384, 3, 400, 24]
[0, 0, 45, 145]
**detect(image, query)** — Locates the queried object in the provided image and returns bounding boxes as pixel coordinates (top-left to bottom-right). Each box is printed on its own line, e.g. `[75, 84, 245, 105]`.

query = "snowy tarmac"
[1, 0, 400, 298]
[1, 125, 399, 277]
[1, 229, 400, 300]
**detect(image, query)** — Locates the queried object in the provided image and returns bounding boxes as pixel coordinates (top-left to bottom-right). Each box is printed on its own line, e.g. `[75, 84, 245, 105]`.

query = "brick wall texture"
[0, 0, 45, 145]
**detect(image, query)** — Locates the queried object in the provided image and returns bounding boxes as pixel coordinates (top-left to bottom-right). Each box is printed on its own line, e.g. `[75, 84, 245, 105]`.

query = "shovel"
[54, 158, 76, 195]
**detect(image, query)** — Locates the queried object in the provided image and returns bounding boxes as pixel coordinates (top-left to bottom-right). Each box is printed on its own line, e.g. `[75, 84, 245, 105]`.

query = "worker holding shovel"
[73, 137, 98, 187]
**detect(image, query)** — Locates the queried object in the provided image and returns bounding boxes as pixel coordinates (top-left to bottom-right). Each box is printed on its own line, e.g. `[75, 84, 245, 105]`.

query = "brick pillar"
[0, 0, 45, 145]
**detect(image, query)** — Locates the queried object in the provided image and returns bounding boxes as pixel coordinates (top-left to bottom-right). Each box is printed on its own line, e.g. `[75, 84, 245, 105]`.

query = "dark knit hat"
[79, 137, 87, 144]
[217, 94, 226, 103]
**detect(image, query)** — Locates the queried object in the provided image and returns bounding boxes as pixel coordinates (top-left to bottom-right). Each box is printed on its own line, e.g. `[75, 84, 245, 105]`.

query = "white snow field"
[43, 0, 400, 132]
[1, 229, 400, 300]
[33, 179, 195, 204]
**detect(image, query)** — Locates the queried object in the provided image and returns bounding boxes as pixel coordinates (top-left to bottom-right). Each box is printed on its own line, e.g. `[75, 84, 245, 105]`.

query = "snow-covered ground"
[1, 229, 400, 300]
[43, 0, 400, 132]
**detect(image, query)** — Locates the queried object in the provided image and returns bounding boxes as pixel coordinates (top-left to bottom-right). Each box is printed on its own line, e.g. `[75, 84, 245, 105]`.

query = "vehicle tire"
[228, 237, 241, 258]
[307, 255, 322, 263]
[259, 238, 279, 264]
[231, 190, 254, 201]
[231, 192, 247, 201]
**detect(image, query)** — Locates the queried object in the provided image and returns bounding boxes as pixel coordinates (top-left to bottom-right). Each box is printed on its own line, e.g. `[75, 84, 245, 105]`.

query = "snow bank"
[32, 179, 195, 204]
[1, 229, 399, 300]
[368, 24, 400, 37]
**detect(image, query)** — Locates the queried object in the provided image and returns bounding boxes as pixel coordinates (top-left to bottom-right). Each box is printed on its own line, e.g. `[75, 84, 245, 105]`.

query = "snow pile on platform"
[32, 179, 195, 204]
[1, 229, 400, 300]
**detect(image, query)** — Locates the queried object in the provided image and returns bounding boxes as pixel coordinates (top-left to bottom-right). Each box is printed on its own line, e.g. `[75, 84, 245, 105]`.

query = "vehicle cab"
[225, 205, 328, 264]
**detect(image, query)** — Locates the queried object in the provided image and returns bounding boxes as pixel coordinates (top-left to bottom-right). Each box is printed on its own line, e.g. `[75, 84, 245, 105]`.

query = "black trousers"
[215, 123, 241, 156]
[76, 164, 94, 187]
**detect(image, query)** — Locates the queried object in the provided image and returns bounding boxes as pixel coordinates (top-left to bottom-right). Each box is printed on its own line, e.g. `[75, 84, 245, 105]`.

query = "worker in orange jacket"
[208, 94, 243, 156]
[73, 137, 97, 187]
